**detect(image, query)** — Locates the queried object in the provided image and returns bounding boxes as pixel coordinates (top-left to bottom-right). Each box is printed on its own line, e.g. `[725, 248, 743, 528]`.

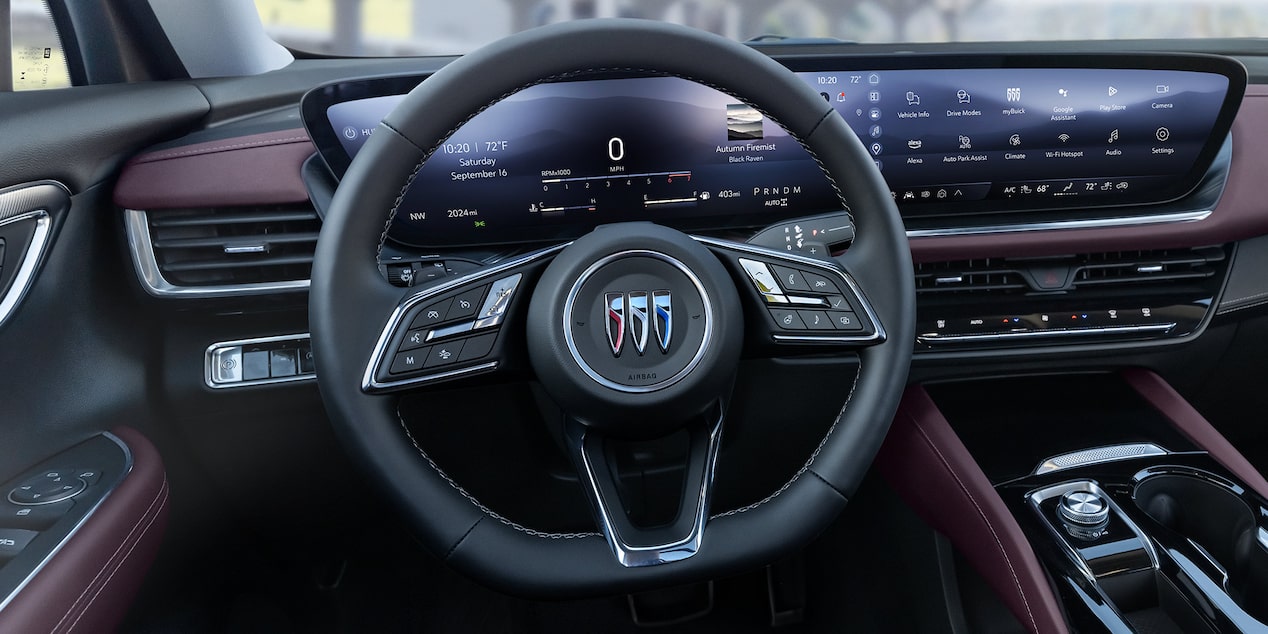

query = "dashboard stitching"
[909, 416, 1040, 633]
[133, 136, 310, 163]
[1217, 297, 1268, 315]
[395, 409, 599, 539]
[1219, 289, 1268, 308]
[711, 359, 861, 519]
[374, 67, 853, 257]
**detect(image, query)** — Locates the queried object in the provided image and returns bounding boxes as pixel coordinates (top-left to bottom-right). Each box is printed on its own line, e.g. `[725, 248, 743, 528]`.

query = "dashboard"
[303, 54, 1244, 250]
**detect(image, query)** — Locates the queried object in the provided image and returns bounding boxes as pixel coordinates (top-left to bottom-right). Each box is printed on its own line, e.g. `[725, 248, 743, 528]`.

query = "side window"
[9, 0, 71, 91]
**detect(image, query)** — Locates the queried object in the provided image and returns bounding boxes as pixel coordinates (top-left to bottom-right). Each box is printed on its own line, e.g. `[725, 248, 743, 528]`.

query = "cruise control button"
[798, 310, 835, 330]
[829, 311, 864, 331]
[457, 333, 496, 362]
[426, 341, 466, 368]
[0, 528, 37, 562]
[389, 348, 430, 375]
[769, 309, 805, 330]
[800, 270, 841, 295]
[410, 299, 452, 330]
[770, 265, 810, 293]
[400, 329, 428, 352]
[446, 287, 487, 321]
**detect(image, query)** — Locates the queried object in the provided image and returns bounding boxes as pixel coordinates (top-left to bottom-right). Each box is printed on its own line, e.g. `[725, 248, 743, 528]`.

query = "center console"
[879, 370, 1268, 633]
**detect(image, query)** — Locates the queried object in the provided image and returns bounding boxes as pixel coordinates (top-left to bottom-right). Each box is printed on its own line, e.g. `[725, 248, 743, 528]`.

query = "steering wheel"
[311, 19, 914, 597]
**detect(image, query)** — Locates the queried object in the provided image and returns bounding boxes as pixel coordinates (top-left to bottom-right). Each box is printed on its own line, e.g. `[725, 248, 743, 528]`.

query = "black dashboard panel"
[301, 54, 1245, 249]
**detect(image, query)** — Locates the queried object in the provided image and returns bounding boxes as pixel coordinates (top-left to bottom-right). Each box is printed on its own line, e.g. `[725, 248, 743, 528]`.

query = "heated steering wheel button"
[389, 348, 430, 375]
[798, 310, 836, 330]
[828, 311, 864, 331]
[425, 341, 466, 368]
[769, 309, 805, 330]
[410, 299, 452, 330]
[446, 286, 488, 321]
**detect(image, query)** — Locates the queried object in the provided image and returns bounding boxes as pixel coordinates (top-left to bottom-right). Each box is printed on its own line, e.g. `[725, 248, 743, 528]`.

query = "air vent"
[915, 258, 1028, 294]
[126, 204, 319, 297]
[1071, 247, 1224, 288]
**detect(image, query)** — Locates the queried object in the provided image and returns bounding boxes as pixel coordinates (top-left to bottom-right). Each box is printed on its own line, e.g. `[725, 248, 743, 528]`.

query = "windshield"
[254, 0, 1268, 57]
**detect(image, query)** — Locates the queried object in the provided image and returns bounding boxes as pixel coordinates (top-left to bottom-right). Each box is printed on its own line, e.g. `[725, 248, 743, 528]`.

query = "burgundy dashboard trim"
[0, 427, 169, 634]
[113, 128, 315, 209]
[909, 85, 1268, 263]
[877, 385, 1070, 634]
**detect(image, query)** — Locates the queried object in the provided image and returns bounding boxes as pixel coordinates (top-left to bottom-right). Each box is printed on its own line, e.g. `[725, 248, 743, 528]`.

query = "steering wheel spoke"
[564, 406, 724, 568]
[363, 246, 563, 392]
[696, 237, 886, 352]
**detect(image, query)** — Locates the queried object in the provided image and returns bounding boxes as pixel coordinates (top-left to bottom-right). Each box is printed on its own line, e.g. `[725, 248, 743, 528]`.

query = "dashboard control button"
[474, 274, 522, 329]
[770, 265, 810, 293]
[425, 341, 466, 368]
[9, 470, 86, 506]
[211, 346, 242, 384]
[739, 259, 783, 298]
[269, 349, 298, 378]
[446, 286, 488, 321]
[769, 309, 805, 330]
[799, 270, 841, 295]
[426, 321, 475, 342]
[400, 329, 428, 352]
[0, 528, 37, 562]
[828, 311, 863, 331]
[0, 499, 73, 531]
[242, 350, 270, 380]
[298, 344, 315, 374]
[458, 333, 496, 362]
[390, 348, 430, 375]
[798, 310, 835, 330]
[411, 298, 452, 329]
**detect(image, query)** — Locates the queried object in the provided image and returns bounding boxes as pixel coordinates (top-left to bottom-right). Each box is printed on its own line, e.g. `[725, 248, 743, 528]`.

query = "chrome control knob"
[1059, 490, 1110, 526]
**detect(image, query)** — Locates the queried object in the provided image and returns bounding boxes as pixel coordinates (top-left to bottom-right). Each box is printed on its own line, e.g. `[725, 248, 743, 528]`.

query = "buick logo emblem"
[605, 290, 672, 356]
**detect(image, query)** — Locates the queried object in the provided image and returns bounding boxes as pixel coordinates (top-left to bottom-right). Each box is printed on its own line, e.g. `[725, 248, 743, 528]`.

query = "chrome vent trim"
[1070, 247, 1223, 288]
[915, 258, 1027, 294]
[125, 208, 313, 298]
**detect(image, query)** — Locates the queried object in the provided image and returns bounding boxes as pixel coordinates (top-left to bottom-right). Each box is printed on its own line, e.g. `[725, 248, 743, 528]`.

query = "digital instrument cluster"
[302, 54, 1244, 248]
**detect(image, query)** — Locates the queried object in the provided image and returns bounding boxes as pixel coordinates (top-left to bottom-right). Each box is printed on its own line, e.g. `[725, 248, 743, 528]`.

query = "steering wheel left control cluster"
[366, 248, 560, 392]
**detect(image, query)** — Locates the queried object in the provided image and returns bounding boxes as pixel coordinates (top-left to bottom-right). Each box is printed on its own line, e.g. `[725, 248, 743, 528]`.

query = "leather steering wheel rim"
[310, 18, 914, 597]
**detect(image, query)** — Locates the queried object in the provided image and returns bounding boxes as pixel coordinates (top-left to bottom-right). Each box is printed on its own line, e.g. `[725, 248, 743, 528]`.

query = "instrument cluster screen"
[307, 56, 1243, 248]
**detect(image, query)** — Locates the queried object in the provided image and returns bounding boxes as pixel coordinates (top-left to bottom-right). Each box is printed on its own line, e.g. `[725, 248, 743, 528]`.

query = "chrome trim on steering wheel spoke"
[569, 409, 724, 568]
[362, 243, 568, 393]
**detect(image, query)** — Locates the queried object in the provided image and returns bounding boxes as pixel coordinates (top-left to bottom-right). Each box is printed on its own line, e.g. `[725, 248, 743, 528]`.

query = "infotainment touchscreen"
[303, 55, 1244, 247]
